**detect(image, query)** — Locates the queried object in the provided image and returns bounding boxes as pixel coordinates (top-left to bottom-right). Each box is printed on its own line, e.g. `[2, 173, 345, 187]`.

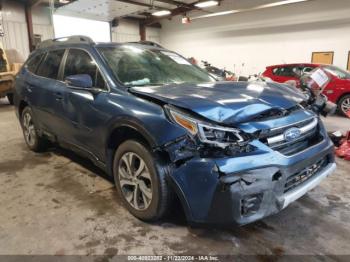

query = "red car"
[262, 63, 350, 116]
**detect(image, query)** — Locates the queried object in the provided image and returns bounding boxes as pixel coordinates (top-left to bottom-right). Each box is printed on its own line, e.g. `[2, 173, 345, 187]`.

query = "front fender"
[101, 92, 188, 175]
[105, 116, 159, 149]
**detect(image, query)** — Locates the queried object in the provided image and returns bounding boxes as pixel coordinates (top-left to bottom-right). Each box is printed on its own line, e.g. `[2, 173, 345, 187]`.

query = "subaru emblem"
[284, 127, 302, 142]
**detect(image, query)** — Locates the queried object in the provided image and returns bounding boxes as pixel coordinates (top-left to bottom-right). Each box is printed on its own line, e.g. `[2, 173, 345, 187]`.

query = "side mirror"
[65, 74, 93, 89]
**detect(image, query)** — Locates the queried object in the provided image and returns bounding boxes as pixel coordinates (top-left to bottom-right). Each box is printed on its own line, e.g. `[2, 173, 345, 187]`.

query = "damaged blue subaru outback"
[14, 36, 336, 225]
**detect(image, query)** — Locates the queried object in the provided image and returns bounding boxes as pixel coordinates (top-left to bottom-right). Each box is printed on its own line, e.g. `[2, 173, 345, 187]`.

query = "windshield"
[98, 46, 214, 87]
[323, 65, 350, 80]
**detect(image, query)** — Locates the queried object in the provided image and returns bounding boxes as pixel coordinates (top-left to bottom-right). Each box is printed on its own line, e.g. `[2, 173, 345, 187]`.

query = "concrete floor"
[1, 97, 350, 256]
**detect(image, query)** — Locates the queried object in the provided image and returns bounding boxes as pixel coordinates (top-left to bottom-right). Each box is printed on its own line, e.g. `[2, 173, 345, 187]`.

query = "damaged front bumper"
[167, 132, 335, 226]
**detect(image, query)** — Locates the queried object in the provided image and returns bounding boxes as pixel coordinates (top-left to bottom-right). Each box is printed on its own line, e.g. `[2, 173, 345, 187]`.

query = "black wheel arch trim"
[18, 99, 36, 121]
[104, 116, 160, 176]
[105, 116, 158, 149]
[166, 174, 193, 222]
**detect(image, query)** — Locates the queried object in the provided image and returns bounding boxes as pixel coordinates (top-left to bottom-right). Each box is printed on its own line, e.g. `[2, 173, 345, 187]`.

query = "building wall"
[111, 20, 139, 42]
[0, 1, 159, 62]
[0, 1, 54, 63]
[160, 0, 350, 76]
[111, 19, 160, 43]
[32, 5, 55, 42]
[0, 1, 29, 63]
[146, 27, 160, 44]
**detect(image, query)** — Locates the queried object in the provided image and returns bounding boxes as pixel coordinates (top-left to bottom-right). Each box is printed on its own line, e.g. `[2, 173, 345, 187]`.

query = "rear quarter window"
[26, 53, 45, 74]
[36, 49, 65, 79]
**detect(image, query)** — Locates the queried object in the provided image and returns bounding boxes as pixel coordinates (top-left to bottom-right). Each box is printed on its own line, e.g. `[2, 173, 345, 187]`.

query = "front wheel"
[21, 107, 48, 152]
[113, 140, 171, 221]
[338, 94, 350, 117]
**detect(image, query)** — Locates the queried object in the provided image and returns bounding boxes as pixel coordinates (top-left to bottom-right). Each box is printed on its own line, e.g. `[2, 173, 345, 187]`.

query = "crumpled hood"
[130, 81, 307, 125]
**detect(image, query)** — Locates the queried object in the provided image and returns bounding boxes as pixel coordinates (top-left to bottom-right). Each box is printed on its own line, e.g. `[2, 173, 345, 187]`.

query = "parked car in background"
[263, 63, 350, 116]
[14, 36, 336, 226]
[262, 63, 317, 87]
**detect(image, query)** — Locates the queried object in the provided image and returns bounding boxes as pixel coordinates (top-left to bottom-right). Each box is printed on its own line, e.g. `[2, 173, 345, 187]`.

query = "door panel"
[33, 49, 65, 133]
[55, 48, 108, 160]
[312, 52, 334, 65]
[24, 74, 59, 132]
[61, 88, 108, 159]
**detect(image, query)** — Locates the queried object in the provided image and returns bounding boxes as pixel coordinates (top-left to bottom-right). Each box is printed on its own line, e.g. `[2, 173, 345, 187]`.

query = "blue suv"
[14, 36, 336, 225]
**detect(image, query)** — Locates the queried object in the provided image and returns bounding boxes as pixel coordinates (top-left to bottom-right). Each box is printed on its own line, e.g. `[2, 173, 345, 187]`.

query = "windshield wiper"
[126, 83, 167, 88]
[125, 81, 189, 88]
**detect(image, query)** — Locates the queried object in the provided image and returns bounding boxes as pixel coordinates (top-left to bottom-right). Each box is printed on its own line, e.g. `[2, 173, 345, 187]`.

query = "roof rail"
[128, 41, 164, 49]
[37, 35, 95, 49]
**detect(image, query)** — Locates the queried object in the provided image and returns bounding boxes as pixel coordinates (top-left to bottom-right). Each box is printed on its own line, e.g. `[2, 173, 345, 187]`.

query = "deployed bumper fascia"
[168, 132, 335, 226]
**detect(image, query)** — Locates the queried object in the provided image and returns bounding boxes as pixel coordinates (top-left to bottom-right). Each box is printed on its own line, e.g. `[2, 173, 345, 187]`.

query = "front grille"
[259, 117, 324, 156]
[284, 156, 329, 193]
[260, 118, 314, 139]
[271, 131, 323, 156]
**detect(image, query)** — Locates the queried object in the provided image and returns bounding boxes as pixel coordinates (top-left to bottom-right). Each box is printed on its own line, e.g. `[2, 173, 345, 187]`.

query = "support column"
[139, 22, 146, 41]
[25, 5, 35, 52]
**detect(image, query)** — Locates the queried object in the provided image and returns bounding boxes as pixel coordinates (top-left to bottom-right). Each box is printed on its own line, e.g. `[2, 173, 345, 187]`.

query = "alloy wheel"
[22, 112, 36, 147]
[341, 97, 350, 114]
[118, 152, 153, 210]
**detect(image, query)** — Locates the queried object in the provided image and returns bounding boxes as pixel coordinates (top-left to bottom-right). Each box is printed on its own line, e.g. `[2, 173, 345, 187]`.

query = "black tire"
[338, 94, 350, 117]
[113, 140, 171, 221]
[21, 107, 48, 152]
[6, 93, 14, 105]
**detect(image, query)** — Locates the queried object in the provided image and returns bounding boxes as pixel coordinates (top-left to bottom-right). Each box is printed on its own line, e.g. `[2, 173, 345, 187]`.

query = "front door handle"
[54, 92, 63, 101]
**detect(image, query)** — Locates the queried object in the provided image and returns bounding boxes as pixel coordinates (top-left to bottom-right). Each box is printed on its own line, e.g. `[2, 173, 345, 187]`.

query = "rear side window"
[36, 49, 65, 79]
[63, 49, 106, 89]
[303, 67, 314, 73]
[273, 66, 297, 77]
[26, 53, 45, 74]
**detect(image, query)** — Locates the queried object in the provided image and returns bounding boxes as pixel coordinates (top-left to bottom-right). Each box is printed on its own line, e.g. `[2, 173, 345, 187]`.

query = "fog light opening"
[272, 172, 282, 181]
[241, 193, 263, 217]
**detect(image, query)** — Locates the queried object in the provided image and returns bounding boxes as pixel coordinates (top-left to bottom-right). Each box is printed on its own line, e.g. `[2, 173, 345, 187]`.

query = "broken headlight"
[166, 106, 247, 149]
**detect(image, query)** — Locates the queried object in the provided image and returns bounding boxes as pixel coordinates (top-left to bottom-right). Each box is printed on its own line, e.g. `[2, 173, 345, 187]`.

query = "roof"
[266, 63, 322, 68]
[37, 36, 164, 51]
[37, 35, 95, 49]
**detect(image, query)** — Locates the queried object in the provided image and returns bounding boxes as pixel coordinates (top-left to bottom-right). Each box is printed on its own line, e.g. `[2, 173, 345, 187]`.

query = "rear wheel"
[338, 94, 350, 116]
[21, 107, 48, 152]
[6, 93, 14, 105]
[113, 140, 171, 221]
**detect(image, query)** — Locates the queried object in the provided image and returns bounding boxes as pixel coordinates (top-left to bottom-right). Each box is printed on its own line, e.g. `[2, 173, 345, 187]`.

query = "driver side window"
[64, 49, 106, 89]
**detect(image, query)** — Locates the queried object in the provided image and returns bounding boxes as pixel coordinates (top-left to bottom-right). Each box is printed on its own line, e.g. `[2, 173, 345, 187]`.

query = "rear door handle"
[54, 92, 63, 101]
[25, 82, 38, 93]
[26, 85, 33, 93]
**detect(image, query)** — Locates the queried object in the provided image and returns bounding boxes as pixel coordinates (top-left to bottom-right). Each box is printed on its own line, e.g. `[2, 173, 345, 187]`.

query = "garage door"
[312, 52, 334, 65]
